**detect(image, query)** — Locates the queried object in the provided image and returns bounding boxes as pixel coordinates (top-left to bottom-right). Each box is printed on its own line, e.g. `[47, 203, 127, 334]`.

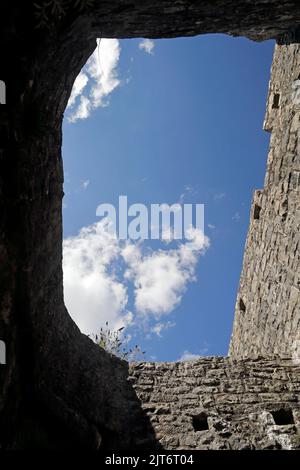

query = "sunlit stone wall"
[230, 44, 300, 359]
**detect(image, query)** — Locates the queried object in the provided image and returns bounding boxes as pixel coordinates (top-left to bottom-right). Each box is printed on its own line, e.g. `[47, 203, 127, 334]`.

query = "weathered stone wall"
[129, 358, 300, 450]
[229, 44, 300, 358]
[1, 0, 300, 450]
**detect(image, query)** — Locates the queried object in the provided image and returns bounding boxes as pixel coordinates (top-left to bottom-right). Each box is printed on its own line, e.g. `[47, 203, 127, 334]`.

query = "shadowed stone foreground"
[1, 0, 300, 450]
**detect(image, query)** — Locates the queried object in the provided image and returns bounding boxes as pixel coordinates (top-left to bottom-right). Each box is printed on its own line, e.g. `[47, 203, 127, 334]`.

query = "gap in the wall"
[62, 35, 274, 362]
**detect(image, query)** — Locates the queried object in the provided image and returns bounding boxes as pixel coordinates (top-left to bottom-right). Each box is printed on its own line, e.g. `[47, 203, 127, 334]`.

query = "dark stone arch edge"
[1, 0, 300, 450]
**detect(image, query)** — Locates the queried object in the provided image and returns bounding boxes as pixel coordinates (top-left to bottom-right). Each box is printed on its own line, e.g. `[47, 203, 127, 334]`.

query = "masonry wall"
[1, 1, 300, 450]
[129, 358, 300, 450]
[229, 44, 300, 358]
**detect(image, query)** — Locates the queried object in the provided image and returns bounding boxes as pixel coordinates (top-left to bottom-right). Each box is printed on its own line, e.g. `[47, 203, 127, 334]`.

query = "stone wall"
[229, 44, 300, 358]
[129, 358, 300, 450]
[1, 0, 300, 450]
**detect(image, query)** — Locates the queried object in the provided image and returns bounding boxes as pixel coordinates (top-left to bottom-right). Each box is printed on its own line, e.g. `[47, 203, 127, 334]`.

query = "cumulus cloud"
[123, 227, 209, 318]
[68, 95, 91, 122]
[139, 39, 155, 55]
[87, 38, 120, 107]
[67, 38, 121, 123]
[63, 220, 131, 335]
[63, 220, 209, 337]
[67, 72, 89, 108]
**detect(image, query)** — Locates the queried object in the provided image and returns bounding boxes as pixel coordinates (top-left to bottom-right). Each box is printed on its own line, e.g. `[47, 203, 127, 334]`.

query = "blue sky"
[62, 35, 274, 361]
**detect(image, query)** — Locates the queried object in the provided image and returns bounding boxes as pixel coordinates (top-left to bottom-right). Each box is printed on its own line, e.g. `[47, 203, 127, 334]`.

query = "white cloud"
[232, 211, 241, 222]
[150, 321, 176, 337]
[139, 39, 155, 55]
[87, 38, 120, 108]
[123, 227, 209, 318]
[179, 342, 209, 361]
[67, 72, 89, 108]
[178, 185, 197, 204]
[208, 224, 216, 230]
[81, 179, 90, 190]
[68, 95, 91, 122]
[67, 38, 121, 123]
[63, 220, 131, 335]
[63, 221, 210, 336]
[214, 192, 226, 201]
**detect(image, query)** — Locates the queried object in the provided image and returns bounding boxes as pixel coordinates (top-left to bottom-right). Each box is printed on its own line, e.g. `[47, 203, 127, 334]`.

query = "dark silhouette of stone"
[0, 0, 300, 450]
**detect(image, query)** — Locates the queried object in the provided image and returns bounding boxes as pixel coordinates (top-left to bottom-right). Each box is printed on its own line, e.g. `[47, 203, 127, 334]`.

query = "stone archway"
[1, 0, 300, 450]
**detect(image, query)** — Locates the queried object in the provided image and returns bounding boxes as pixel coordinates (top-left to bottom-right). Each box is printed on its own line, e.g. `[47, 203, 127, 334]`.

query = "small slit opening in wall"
[253, 204, 262, 220]
[272, 93, 280, 109]
[239, 298, 246, 313]
[271, 408, 294, 426]
[192, 412, 209, 432]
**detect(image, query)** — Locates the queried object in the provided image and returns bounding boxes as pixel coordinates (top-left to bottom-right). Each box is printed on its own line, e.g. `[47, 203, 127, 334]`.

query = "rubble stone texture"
[229, 44, 300, 359]
[128, 358, 300, 450]
[1, 1, 300, 450]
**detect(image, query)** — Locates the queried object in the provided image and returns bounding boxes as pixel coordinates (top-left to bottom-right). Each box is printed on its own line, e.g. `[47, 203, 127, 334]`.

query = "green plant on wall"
[91, 322, 145, 362]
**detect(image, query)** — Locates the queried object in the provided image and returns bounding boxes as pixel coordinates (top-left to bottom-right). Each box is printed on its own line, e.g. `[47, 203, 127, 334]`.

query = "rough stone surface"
[230, 44, 300, 359]
[0, 0, 300, 450]
[129, 358, 300, 450]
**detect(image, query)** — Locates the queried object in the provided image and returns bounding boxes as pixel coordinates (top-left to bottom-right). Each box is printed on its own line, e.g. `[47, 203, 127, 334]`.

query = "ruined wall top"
[229, 43, 300, 359]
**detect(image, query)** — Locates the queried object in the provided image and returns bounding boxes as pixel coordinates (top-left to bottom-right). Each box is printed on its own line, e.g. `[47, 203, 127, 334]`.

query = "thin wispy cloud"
[232, 211, 241, 222]
[81, 179, 90, 190]
[178, 185, 197, 204]
[150, 321, 176, 338]
[179, 342, 209, 361]
[214, 192, 226, 201]
[139, 39, 155, 55]
[179, 351, 201, 362]
[67, 39, 121, 123]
